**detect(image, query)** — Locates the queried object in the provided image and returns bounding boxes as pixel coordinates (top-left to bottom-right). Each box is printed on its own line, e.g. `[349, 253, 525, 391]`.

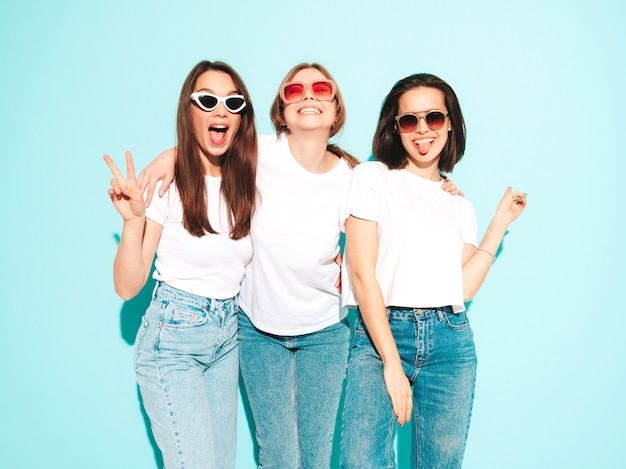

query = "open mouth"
[209, 125, 228, 145]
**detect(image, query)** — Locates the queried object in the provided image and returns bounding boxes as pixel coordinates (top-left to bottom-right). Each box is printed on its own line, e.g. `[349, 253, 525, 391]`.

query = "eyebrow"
[195, 88, 240, 95]
[399, 108, 446, 114]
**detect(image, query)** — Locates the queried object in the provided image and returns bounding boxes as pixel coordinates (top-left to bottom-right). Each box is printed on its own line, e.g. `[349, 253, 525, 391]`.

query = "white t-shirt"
[341, 161, 477, 312]
[238, 134, 353, 335]
[146, 176, 253, 299]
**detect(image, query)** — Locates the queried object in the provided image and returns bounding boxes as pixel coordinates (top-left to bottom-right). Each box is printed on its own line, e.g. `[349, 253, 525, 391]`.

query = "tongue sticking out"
[209, 127, 227, 145]
[415, 138, 434, 155]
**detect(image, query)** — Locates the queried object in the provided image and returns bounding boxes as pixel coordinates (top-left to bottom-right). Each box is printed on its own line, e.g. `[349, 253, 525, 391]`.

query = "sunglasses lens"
[397, 112, 446, 132]
[425, 111, 445, 130]
[225, 96, 245, 112]
[283, 83, 304, 102]
[197, 94, 218, 110]
[311, 81, 334, 99]
[398, 114, 418, 132]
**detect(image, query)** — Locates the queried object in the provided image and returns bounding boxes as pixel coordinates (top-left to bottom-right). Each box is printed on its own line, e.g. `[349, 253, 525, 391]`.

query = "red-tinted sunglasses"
[280, 80, 337, 104]
[395, 111, 448, 132]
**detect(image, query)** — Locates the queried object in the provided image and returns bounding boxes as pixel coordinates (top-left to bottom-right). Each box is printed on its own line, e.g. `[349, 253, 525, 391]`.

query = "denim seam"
[153, 357, 185, 468]
[292, 350, 301, 468]
[384, 413, 396, 468]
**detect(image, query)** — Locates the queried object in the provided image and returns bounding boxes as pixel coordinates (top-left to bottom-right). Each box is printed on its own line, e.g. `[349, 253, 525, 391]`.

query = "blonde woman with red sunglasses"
[138, 64, 461, 468]
[238, 64, 360, 468]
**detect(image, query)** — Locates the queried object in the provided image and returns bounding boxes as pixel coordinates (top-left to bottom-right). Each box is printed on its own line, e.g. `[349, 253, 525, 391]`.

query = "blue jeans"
[340, 307, 477, 469]
[238, 311, 350, 469]
[134, 282, 240, 469]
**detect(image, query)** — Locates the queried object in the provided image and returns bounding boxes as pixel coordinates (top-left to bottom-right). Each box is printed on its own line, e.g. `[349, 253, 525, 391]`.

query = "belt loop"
[437, 308, 445, 321]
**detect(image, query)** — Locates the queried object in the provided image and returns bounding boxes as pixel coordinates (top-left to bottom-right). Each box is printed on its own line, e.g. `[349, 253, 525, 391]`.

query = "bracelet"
[476, 247, 496, 261]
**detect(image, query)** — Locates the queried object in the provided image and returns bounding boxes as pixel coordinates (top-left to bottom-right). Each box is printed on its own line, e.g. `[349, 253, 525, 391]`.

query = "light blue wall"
[1, 1, 624, 467]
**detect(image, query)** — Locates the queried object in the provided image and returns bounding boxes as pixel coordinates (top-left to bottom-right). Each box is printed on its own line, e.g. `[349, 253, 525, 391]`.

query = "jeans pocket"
[442, 310, 470, 330]
[162, 301, 208, 330]
[353, 315, 365, 335]
[133, 316, 150, 372]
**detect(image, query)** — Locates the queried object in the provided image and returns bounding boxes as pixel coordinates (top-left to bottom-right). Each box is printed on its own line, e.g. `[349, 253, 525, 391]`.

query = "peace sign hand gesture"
[103, 151, 146, 222]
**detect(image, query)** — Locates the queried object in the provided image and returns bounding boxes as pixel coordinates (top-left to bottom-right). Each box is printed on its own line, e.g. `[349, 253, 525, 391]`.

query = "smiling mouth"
[413, 137, 435, 144]
[298, 107, 321, 114]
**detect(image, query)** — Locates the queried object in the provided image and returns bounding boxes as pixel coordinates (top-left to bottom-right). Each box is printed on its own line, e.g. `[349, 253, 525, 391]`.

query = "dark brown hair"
[269, 63, 359, 168]
[373, 73, 466, 173]
[175, 61, 257, 239]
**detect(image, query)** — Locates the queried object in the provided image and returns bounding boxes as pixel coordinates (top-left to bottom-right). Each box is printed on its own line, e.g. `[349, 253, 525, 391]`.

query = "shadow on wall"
[119, 276, 156, 345]
[112, 232, 157, 346]
[118, 275, 163, 468]
[239, 372, 260, 466]
[137, 385, 164, 469]
[329, 307, 358, 468]
[113, 234, 163, 466]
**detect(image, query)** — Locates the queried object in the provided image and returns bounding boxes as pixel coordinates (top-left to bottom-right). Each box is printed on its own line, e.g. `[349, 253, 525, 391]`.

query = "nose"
[214, 101, 228, 116]
[415, 115, 429, 133]
[302, 85, 315, 100]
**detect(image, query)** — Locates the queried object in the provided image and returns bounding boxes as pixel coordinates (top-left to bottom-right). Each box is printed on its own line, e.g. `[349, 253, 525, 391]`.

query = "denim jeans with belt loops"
[134, 281, 240, 469]
[238, 310, 350, 469]
[341, 306, 477, 469]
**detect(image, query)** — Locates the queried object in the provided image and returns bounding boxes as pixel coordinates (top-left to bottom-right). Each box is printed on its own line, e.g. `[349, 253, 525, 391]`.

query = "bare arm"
[345, 215, 412, 426]
[105, 151, 163, 300]
[462, 186, 527, 301]
[136, 147, 177, 207]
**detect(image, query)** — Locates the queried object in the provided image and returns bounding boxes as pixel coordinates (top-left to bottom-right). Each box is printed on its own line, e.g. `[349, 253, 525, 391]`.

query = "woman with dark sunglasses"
[339, 73, 527, 468]
[104, 61, 257, 469]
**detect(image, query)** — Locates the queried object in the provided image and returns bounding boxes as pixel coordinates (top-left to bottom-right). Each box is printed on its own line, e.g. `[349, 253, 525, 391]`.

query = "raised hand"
[104, 151, 146, 222]
[494, 186, 527, 225]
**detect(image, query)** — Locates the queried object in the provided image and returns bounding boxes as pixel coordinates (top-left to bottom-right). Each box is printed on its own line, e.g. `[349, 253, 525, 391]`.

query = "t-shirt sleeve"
[144, 180, 168, 226]
[340, 163, 383, 230]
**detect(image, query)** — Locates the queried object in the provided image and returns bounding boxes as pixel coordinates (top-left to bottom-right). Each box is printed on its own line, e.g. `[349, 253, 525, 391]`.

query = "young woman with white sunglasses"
[104, 61, 257, 469]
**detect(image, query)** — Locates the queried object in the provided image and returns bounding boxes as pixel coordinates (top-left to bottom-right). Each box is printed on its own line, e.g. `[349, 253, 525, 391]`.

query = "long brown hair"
[175, 61, 257, 239]
[269, 63, 359, 169]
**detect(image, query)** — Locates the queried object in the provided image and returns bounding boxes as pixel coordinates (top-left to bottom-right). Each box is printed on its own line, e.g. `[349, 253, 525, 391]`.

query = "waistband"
[152, 281, 237, 310]
[388, 305, 453, 314]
